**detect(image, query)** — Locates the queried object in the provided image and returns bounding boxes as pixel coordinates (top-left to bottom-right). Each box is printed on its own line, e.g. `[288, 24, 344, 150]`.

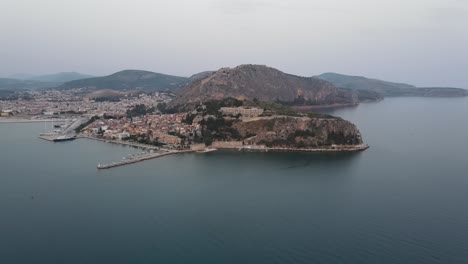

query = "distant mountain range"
[316, 73, 468, 97]
[29, 72, 95, 83]
[2, 68, 467, 102]
[0, 78, 57, 91]
[0, 72, 95, 91]
[57, 70, 189, 91]
[6, 72, 93, 83]
[8, 73, 37, 80]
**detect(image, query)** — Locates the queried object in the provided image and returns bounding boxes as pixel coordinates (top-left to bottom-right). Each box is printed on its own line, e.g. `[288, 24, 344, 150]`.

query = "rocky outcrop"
[232, 116, 363, 148]
[170, 65, 358, 108]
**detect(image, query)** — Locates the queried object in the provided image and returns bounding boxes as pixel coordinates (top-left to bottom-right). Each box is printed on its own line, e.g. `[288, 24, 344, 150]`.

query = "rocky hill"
[171, 65, 359, 108]
[316, 73, 468, 97]
[189, 71, 215, 81]
[57, 70, 189, 91]
[195, 112, 366, 150]
[233, 116, 364, 149]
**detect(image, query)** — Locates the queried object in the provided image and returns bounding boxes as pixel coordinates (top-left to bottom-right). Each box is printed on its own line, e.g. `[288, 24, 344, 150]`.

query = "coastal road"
[63, 117, 89, 134]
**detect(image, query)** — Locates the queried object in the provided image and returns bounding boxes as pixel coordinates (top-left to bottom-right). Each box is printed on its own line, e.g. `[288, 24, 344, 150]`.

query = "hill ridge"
[316, 72, 467, 97]
[57, 69, 189, 91]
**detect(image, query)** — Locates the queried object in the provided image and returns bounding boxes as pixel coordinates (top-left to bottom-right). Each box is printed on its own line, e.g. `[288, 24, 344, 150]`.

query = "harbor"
[38, 118, 87, 142]
[38, 127, 192, 169]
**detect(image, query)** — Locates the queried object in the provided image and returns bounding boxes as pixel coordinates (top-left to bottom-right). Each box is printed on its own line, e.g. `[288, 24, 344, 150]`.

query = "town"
[0, 89, 264, 150]
[1, 89, 368, 169]
[0, 89, 171, 118]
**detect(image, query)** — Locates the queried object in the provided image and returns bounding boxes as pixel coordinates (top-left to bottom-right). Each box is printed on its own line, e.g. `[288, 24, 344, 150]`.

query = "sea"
[1, 97, 467, 264]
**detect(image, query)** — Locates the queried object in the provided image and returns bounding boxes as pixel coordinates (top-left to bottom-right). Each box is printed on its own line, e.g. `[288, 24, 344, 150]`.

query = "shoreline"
[293, 99, 385, 111]
[47, 135, 368, 169]
[293, 103, 359, 111]
[0, 118, 71, 123]
[263, 144, 369, 152]
[215, 144, 369, 153]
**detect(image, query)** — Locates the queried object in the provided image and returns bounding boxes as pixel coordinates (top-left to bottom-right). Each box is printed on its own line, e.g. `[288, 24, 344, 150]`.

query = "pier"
[38, 118, 85, 142]
[97, 150, 194, 170]
[79, 136, 160, 150]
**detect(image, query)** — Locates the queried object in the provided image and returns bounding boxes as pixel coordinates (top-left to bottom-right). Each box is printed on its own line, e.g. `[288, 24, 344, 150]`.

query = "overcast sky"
[1, 0, 467, 87]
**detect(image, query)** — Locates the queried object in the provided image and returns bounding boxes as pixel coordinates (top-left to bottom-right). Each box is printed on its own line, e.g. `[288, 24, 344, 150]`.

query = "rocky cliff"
[171, 65, 357, 108]
[200, 114, 365, 150]
[233, 116, 363, 148]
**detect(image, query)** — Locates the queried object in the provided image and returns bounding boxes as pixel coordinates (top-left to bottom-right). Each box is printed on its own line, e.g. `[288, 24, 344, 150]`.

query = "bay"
[1, 97, 467, 263]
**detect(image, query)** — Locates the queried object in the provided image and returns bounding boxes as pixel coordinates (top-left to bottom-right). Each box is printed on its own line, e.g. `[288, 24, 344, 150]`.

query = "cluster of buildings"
[220, 106, 264, 117]
[1, 88, 272, 149]
[80, 105, 266, 148]
[81, 113, 202, 148]
[1, 109, 16, 117]
[0, 90, 172, 119]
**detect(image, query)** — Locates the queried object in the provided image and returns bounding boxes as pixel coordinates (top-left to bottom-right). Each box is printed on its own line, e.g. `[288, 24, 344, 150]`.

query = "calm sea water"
[1, 97, 467, 264]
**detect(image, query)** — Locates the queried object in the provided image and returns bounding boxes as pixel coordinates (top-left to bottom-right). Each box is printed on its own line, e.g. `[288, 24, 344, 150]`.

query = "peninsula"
[14, 63, 468, 167]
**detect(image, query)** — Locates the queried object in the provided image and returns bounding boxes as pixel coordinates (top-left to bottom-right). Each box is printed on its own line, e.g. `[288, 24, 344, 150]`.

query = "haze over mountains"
[317, 73, 468, 97]
[2, 66, 467, 103]
[6, 72, 93, 83]
[0, 78, 56, 91]
[28, 72, 94, 83]
[0, 72, 95, 91]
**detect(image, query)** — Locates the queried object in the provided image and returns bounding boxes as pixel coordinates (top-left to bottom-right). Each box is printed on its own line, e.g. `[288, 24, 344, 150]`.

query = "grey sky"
[1, 0, 467, 87]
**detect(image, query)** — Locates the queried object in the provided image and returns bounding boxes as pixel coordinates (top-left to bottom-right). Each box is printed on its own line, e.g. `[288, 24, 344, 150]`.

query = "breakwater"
[79, 136, 160, 150]
[97, 150, 194, 170]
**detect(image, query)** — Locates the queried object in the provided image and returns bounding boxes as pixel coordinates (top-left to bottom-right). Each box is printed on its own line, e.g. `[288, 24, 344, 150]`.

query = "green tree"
[204, 131, 213, 146]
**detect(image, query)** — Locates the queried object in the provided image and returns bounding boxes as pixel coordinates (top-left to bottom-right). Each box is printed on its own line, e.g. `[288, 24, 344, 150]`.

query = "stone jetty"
[97, 150, 194, 170]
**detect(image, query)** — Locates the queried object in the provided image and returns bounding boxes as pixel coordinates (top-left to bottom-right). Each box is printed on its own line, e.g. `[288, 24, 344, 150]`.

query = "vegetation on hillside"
[75, 116, 99, 133]
[126, 104, 155, 117]
[58, 70, 189, 92]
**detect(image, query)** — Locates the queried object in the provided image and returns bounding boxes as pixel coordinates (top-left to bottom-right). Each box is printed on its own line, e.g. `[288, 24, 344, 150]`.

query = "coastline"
[263, 144, 369, 152]
[293, 98, 385, 112]
[0, 118, 71, 123]
[78, 135, 369, 154]
[43, 135, 369, 169]
[215, 144, 369, 153]
[293, 103, 359, 111]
